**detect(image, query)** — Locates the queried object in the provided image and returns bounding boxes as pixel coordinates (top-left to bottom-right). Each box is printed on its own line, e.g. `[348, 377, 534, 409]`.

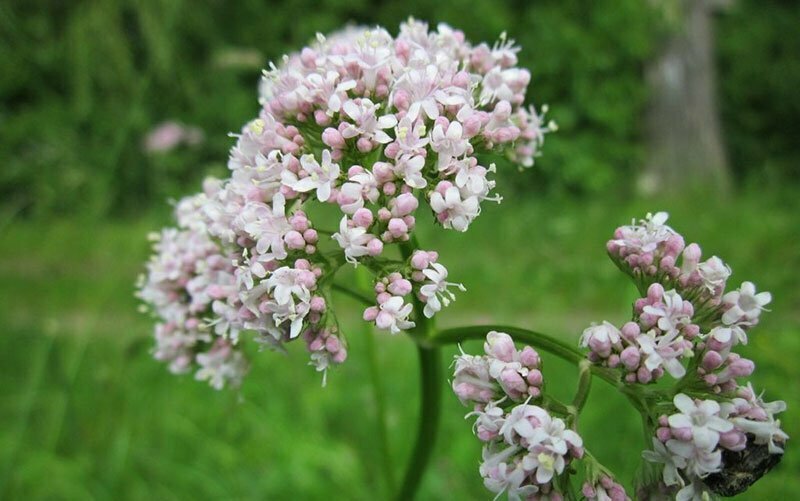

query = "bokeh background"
[1, 0, 798, 499]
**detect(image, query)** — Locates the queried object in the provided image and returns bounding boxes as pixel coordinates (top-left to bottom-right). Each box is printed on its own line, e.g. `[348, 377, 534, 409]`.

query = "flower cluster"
[583, 213, 771, 388]
[585, 212, 788, 497]
[643, 389, 788, 499]
[139, 20, 553, 387]
[453, 332, 586, 500]
[581, 475, 629, 501]
[136, 196, 248, 389]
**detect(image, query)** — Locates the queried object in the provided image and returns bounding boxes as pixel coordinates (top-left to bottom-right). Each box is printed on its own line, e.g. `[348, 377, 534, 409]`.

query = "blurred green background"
[1, 0, 798, 499]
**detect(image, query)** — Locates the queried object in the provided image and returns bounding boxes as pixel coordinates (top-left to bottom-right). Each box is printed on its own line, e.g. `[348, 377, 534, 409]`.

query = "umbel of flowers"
[138, 19, 787, 501]
[451, 213, 787, 500]
[137, 19, 554, 389]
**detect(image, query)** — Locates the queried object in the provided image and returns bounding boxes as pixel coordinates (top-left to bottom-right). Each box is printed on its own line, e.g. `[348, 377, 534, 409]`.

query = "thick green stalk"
[427, 324, 621, 387]
[395, 237, 444, 500]
[354, 269, 396, 494]
[395, 344, 442, 501]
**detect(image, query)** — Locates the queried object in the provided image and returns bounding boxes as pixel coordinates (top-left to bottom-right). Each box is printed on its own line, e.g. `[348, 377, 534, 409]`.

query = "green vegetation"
[1, 191, 797, 499]
[3, 0, 799, 217]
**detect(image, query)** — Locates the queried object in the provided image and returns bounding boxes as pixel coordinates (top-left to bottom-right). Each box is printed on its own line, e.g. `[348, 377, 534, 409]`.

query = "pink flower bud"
[388, 279, 412, 296]
[519, 346, 540, 367]
[526, 369, 543, 386]
[314, 109, 331, 126]
[352, 208, 374, 227]
[372, 162, 394, 182]
[383, 182, 397, 196]
[325, 336, 341, 353]
[647, 283, 665, 302]
[719, 430, 746, 451]
[375, 311, 393, 330]
[387, 218, 408, 238]
[484, 331, 516, 362]
[702, 350, 724, 371]
[322, 128, 346, 149]
[411, 250, 431, 270]
[620, 322, 641, 341]
[376, 292, 391, 304]
[357, 137, 373, 152]
[384, 141, 400, 158]
[656, 427, 672, 442]
[310, 296, 326, 312]
[377, 207, 392, 222]
[620, 346, 641, 370]
[303, 229, 318, 244]
[333, 348, 348, 363]
[392, 193, 419, 216]
[463, 114, 482, 137]
[284, 230, 306, 249]
[366, 238, 384, 256]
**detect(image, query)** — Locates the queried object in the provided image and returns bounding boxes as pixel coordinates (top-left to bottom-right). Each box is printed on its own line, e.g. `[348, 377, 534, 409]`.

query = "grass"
[0, 188, 798, 500]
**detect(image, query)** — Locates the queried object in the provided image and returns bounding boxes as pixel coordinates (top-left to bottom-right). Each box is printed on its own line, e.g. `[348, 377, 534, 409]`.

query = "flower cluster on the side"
[582, 212, 787, 498]
[583, 212, 771, 388]
[140, 20, 554, 388]
[643, 389, 787, 499]
[452, 332, 590, 500]
[137, 194, 248, 389]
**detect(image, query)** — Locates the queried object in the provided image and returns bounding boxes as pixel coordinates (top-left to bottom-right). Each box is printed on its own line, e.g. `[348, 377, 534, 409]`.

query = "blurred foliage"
[0, 0, 798, 218]
[716, 0, 800, 183]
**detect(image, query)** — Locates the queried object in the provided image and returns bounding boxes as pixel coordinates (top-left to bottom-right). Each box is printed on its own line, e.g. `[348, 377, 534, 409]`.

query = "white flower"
[642, 437, 686, 487]
[332, 216, 372, 264]
[429, 186, 480, 232]
[730, 392, 789, 454]
[697, 256, 731, 294]
[240, 193, 292, 260]
[665, 439, 723, 479]
[708, 325, 748, 346]
[668, 394, 733, 451]
[282, 150, 340, 202]
[454, 161, 496, 200]
[375, 296, 415, 334]
[264, 267, 311, 306]
[419, 262, 465, 318]
[341, 98, 397, 144]
[643, 289, 691, 334]
[393, 116, 429, 155]
[613, 211, 674, 254]
[304, 70, 356, 113]
[636, 330, 687, 379]
[480, 458, 537, 501]
[579, 321, 621, 353]
[722, 281, 771, 325]
[394, 154, 427, 189]
[430, 121, 469, 167]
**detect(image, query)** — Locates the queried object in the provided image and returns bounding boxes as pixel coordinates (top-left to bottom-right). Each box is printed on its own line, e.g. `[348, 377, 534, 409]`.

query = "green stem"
[331, 283, 373, 306]
[572, 359, 593, 415]
[395, 344, 442, 501]
[354, 268, 396, 494]
[363, 315, 396, 494]
[428, 324, 620, 387]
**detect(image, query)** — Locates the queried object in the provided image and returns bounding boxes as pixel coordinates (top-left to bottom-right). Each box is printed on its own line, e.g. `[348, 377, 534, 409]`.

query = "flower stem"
[427, 324, 620, 387]
[364, 323, 396, 493]
[331, 282, 373, 306]
[572, 359, 593, 415]
[354, 266, 396, 495]
[396, 344, 442, 501]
